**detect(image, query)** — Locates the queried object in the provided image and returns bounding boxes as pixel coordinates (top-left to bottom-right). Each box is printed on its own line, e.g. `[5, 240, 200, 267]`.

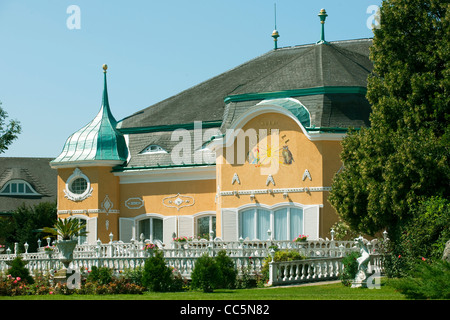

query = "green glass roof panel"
[257, 98, 311, 128]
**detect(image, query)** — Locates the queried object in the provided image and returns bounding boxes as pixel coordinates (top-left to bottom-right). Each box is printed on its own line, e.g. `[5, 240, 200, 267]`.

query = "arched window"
[138, 217, 163, 242]
[239, 206, 304, 241]
[0, 180, 41, 196]
[139, 145, 167, 155]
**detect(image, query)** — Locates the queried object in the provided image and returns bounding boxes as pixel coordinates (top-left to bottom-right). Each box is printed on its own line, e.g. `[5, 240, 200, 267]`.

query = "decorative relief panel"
[125, 197, 145, 209]
[162, 193, 195, 211]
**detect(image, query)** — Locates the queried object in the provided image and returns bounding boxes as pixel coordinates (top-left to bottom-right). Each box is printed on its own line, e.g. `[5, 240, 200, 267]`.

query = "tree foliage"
[329, 0, 449, 237]
[0, 202, 57, 253]
[0, 101, 21, 154]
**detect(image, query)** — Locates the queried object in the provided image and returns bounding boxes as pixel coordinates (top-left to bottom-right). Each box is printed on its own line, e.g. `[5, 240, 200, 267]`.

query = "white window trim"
[135, 213, 165, 242]
[194, 212, 216, 239]
[0, 179, 41, 196]
[64, 168, 93, 202]
[237, 203, 308, 241]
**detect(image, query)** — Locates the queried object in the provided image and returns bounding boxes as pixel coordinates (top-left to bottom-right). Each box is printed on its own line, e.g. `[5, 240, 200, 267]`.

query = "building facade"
[50, 34, 373, 245]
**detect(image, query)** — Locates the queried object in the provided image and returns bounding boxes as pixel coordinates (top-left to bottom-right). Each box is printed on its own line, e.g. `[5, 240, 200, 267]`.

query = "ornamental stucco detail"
[162, 193, 195, 211]
[64, 168, 93, 202]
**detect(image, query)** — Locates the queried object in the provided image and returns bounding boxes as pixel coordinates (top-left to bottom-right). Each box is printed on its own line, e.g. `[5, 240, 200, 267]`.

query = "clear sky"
[0, 0, 382, 158]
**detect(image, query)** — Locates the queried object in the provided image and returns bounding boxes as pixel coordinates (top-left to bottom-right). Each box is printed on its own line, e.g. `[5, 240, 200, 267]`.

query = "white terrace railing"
[267, 254, 384, 286]
[0, 234, 386, 282]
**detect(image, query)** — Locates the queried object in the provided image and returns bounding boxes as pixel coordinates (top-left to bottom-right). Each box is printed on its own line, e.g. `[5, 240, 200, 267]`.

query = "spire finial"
[103, 64, 108, 73]
[271, 3, 280, 50]
[317, 8, 328, 44]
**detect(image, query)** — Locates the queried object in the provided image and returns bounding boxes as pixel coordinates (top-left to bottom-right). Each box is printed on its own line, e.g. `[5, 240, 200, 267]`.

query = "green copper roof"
[52, 66, 128, 165]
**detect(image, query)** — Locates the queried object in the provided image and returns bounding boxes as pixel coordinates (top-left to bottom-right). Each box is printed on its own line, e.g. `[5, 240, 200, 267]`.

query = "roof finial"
[317, 8, 328, 44]
[271, 3, 280, 50]
[103, 64, 108, 73]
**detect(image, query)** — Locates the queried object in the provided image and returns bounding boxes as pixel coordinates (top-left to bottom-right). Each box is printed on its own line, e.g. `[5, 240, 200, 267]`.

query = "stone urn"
[56, 240, 78, 269]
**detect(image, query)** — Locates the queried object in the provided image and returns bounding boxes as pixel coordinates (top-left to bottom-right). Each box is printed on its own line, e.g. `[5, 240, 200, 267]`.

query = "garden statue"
[351, 236, 370, 288]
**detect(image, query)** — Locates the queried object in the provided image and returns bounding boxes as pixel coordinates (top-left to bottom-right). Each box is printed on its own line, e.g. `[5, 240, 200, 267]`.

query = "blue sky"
[0, 0, 381, 158]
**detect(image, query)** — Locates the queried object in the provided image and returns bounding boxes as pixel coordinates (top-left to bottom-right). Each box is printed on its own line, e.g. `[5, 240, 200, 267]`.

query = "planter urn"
[56, 240, 78, 269]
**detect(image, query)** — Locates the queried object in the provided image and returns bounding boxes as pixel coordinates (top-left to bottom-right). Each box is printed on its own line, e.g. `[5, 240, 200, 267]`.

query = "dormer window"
[0, 180, 41, 196]
[140, 145, 167, 155]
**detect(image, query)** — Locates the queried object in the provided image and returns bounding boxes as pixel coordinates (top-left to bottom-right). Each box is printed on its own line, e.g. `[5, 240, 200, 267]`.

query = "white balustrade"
[0, 236, 385, 282]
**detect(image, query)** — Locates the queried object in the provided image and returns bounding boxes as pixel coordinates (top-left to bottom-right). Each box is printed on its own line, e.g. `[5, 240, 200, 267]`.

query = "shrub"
[7, 257, 34, 284]
[214, 250, 237, 289]
[340, 251, 361, 286]
[142, 250, 182, 292]
[385, 196, 450, 278]
[391, 259, 450, 299]
[191, 254, 221, 293]
[0, 274, 30, 296]
[87, 266, 113, 285]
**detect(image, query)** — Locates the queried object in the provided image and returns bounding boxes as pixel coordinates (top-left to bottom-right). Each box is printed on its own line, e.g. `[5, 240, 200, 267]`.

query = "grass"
[0, 279, 405, 300]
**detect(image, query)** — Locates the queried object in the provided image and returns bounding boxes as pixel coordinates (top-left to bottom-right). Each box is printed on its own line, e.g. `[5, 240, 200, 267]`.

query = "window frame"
[139, 145, 168, 155]
[0, 179, 41, 196]
[64, 168, 93, 202]
[196, 214, 216, 239]
[137, 216, 164, 242]
[238, 205, 304, 241]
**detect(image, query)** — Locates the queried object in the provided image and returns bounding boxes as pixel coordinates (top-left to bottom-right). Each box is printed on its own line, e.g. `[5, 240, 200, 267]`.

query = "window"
[197, 215, 216, 239]
[239, 206, 304, 241]
[138, 217, 163, 242]
[64, 168, 93, 202]
[0, 180, 40, 196]
[139, 145, 167, 155]
[69, 178, 88, 195]
[73, 218, 87, 244]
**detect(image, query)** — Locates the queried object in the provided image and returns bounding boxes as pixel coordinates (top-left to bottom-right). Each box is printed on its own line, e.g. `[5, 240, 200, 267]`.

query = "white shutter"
[119, 218, 135, 242]
[163, 216, 177, 245]
[303, 205, 320, 240]
[221, 209, 238, 241]
[179, 216, 194, 238]
[86, 217, 97, 244]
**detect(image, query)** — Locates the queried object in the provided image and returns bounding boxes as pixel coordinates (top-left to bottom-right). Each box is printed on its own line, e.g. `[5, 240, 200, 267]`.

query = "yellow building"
[51, 28, 373, 245]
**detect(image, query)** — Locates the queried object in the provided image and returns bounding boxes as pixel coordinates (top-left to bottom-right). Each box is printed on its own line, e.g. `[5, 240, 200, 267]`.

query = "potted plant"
[44, 245, 55, 257]
[293, 234, 308, 242]
[43, 218, 88, 268]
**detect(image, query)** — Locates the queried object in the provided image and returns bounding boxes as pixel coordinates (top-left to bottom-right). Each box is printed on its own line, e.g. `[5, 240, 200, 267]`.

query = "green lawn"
[0, 280, 405, 300]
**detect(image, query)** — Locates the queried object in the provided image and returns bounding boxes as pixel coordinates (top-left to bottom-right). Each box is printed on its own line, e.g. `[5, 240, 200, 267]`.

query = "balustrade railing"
[0, 234, 386, 281]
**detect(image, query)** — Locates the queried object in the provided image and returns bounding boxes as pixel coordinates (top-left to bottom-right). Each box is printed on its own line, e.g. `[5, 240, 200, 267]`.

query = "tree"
[329, 0, 449, 238]
[0, 101, 21, 153]
[0, 202, 57, 252]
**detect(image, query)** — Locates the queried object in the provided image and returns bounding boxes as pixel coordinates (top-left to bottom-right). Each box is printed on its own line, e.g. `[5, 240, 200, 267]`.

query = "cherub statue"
[351, 236, 370, 288]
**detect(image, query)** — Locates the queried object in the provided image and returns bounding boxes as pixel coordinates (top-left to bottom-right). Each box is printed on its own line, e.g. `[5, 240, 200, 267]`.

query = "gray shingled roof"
[118, 39, 373, 131]
[116, 39, 373, 170]
[0, 158, 57, 214]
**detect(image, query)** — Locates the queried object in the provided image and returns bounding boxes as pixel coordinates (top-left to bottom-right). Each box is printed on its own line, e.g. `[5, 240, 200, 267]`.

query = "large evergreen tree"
[329, 0, 449, 238]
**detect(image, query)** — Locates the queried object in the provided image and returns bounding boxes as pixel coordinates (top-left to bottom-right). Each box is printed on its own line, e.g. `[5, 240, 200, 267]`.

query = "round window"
[69, 178, 88, 195]
[64, 168, 93, 202]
